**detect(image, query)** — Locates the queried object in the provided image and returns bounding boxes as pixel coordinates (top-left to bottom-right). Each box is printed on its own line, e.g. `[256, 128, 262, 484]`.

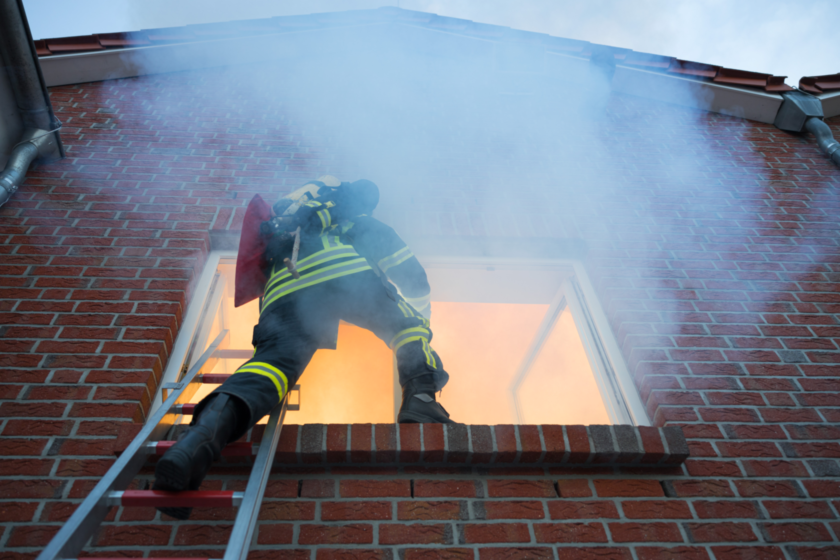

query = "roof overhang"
[38, 13, 789, 125]
[816, 90, 840, 119]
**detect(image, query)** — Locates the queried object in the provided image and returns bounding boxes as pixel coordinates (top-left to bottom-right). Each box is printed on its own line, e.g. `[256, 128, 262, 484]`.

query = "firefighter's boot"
[398, 375, 455, 424]
[153, 393, 245, 519]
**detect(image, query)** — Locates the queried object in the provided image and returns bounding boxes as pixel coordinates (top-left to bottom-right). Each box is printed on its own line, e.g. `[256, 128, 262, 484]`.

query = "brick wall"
[1, 68, 839, 558]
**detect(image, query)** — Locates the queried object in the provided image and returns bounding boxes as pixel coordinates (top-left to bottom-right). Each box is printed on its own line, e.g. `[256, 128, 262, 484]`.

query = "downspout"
[774, 90, 840, 168]
[805, 117, 840, 168]
[0, 0, 64, 207]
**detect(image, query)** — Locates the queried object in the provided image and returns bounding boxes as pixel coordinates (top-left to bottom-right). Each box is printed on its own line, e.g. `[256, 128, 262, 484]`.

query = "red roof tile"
[96, 32, 150, 47]
[46, 35, 105, 53]
[799, 73, 840, 94]
[33, 7, 794, 94]
[33, 39, 51, 56]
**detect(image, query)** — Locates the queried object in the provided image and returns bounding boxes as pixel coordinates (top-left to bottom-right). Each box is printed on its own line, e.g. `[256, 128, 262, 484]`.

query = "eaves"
[38, 18, 789, 125]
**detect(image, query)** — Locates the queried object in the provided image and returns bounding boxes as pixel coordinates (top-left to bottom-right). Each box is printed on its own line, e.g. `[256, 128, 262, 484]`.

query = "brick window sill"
[119, 423, 689, 467]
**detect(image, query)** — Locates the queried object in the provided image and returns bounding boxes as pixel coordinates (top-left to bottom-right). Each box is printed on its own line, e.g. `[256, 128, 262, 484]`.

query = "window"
[152, 253, 648, 426]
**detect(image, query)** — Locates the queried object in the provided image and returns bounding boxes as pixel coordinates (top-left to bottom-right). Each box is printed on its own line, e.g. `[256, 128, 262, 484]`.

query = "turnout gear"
[156, 177, 454, 519]
[398, 374, 454, 424]
[152, 393, 249, 519]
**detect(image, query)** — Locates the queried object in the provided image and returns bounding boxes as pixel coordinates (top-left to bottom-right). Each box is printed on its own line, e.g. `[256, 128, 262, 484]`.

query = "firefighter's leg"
[154, 321, 317, 519]
[336, 272, 454, 423]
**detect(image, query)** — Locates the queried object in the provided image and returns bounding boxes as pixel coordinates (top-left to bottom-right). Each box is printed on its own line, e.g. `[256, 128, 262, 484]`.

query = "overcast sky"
[24, 0, 840, 85]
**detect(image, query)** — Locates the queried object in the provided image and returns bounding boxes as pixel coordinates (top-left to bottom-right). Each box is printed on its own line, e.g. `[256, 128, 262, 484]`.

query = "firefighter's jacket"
[261, 200, 432, 326]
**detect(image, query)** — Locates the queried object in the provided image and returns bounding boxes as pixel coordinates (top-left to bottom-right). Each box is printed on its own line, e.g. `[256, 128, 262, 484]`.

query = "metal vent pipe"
[774, 90, 840, 169]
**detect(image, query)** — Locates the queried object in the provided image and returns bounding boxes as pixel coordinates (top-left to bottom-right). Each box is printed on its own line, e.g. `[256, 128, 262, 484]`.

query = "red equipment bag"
[234, 194, 272, 307]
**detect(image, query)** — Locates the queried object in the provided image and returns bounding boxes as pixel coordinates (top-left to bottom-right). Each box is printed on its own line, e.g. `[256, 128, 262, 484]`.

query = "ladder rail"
[224, 397, 287, 560]
[37, 329, 230, 560]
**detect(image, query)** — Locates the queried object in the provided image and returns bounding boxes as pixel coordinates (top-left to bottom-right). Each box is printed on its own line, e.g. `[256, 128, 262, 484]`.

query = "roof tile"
[45, 35, 104, 53]
[34, 7, 797, 94]
[799, 73, 840, 94]
[96, 32, 150, 47]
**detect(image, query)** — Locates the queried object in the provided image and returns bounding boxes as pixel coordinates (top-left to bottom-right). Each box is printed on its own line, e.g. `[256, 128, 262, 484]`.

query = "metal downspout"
[0, 0, 64, 207]
[774, 90, 840, 169]
[805, 117, 840, 168]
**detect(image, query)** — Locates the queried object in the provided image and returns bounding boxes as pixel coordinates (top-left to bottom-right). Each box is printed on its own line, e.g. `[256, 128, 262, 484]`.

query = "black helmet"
[341, 179, 379, 216]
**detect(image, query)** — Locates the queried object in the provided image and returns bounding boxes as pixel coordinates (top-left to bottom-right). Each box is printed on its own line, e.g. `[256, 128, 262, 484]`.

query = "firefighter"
[153, 178, 454, 519]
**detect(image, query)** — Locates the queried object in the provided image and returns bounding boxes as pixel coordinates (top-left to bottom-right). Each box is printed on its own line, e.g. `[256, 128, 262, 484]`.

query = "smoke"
[31, 3, 839, 424]
[25, 0, 840, 83]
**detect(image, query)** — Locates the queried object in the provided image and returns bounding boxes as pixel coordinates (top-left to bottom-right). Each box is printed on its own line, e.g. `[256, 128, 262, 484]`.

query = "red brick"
[495, 424, 517, 462]
[594, 479, 664, 497]
[736, 480, 801, 498]
[462, 523, 531, 543]
[298, 524, 373, 545]
[488, 479, 555, 498]
[374, 423, 396, 463]
[318, 551, 391, 560]
[258, 501, 316, 521]
[556, 479, 592, 497]
[398, 501, 461, 520]
[350, 423, 372, 462]
[693, 500, 760, 519]
[762, 500, 834, 519]
[685, 522, 757, 542]
[484, 501, 545, 519]
[256, 523, 294, 545]
[548, 500, 618, 520]
[803, 480, 840, 498]
[340, 479, 410, 498]
[622, 500, 692, 519]
[399, 423, 421, 462]
[321, 501, 391, 521]
[636, 547, 710, 560]
[301, 479, 335, 498]
[379, 523, 451, 545]
[566, 424, 590, 463]
[761, 522, 832, 542]
[326, 424, 348, 463]
[608, 522, 683, 543]
[415, 479, 478, 498]
[709, 546, 785, 560]
[533, 522, 608, 543]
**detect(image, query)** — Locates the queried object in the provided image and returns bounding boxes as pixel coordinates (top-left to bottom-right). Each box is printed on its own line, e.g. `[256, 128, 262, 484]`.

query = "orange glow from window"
[184, 263, 611, 426]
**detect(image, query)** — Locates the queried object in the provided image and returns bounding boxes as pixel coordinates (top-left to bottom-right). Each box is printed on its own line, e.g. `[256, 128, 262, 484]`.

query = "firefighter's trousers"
[196, 270, 447, 437]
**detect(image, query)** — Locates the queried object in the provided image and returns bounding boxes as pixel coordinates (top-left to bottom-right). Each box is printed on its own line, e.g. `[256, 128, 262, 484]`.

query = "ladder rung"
[170, 403, 197, 414]
[195, 374, 231, 383]
[146, 441, 257, 456]
[105, 490, 243, 508]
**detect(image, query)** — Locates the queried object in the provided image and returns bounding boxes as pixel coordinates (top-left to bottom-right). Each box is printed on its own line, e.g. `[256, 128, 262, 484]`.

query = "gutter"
[0, 0, 64, 207]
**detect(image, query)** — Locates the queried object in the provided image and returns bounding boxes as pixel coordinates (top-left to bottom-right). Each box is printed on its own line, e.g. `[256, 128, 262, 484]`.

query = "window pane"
[517, 306, 610, 425]
[433, 302, 550, 425]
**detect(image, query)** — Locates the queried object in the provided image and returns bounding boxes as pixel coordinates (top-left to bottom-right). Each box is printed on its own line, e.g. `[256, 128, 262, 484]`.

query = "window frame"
[151, 251, 650, 426]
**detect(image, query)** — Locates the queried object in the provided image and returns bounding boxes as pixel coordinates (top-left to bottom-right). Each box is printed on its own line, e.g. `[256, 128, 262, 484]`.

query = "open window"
[152, 253, 648, 426]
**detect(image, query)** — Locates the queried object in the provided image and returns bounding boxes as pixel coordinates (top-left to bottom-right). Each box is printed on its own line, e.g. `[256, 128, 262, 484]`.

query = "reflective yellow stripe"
[390, 326, 431, 350]
[265, 246, 359, 291]
[261, 258, 371, 312]
[234, 362, 289, 399]
[316, 209, 330, 231]
[378, 246, 413, 274]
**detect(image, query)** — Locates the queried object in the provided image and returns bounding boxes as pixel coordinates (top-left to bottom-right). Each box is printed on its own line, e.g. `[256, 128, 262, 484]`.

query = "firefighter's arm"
[380, 252, 432, 318]
[349, 217, 432, 318]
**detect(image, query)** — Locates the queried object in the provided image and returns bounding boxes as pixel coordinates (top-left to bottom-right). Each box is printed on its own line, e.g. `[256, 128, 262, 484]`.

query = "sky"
[23, 0, 840, 86]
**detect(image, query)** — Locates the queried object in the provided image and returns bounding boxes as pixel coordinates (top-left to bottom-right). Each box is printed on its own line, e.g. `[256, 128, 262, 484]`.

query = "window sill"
[261, 423, 688, 467]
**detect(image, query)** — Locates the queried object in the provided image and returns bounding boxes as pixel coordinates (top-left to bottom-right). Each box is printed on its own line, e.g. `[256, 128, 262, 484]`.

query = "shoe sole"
[153, 449, 194, 520]
[398, 411, 455, 424]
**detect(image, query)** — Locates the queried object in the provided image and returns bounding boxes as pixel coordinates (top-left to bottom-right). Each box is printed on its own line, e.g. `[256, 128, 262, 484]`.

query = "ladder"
[37, 329, 288, 560]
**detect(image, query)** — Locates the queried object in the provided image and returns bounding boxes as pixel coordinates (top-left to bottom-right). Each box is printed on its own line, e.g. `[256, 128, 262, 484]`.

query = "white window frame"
[151, 251, 650, 426]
